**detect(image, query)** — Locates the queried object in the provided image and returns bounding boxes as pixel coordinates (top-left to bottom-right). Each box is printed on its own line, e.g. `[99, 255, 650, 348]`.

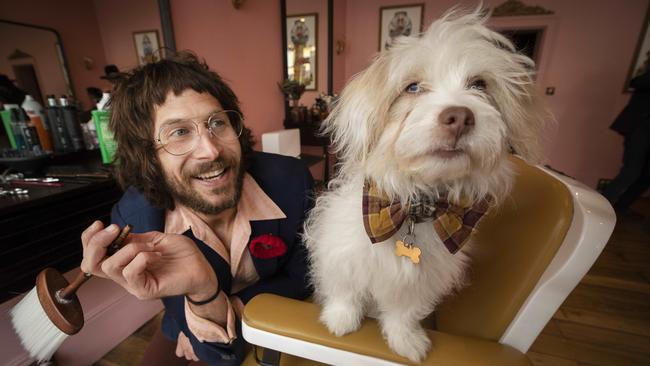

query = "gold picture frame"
[286, 13, 318, 91]
[133, 30, 161, 66]
[379, 4, 424, 51]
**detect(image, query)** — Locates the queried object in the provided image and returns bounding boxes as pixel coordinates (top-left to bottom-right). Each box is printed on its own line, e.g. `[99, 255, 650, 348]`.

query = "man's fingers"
[100, 242, 154, 283]
[81, 223, 121, 275]
[81, 220, 104, 249]
[122, 251, 162, 299]
[176, 332, 196, 360]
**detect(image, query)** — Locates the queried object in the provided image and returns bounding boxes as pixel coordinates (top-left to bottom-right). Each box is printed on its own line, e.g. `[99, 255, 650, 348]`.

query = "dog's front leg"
[378, 303, 432, 363]
[319, 287, 365, 336]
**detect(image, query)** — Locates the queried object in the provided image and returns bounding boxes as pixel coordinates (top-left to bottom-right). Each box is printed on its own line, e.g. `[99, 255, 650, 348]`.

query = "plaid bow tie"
[362, 180, 490, 254]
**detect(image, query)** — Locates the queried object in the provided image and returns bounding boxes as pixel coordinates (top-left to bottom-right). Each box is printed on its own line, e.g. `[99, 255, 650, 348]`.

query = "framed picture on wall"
[133, 30, 161, 66]
[286, 13, 318, 90]
[379, 4, 424, 51]
[625, 5, 650, 92]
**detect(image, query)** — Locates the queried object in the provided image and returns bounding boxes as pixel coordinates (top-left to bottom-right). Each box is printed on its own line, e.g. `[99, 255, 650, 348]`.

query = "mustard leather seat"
[242, 156, 616, 365]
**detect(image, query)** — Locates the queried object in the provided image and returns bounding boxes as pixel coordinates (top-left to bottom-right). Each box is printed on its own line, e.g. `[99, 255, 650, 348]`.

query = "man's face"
[153, 89, 243, 215]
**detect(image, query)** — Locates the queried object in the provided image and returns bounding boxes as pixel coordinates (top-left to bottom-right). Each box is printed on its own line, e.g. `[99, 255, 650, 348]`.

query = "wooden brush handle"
[58, 224, 132, 301]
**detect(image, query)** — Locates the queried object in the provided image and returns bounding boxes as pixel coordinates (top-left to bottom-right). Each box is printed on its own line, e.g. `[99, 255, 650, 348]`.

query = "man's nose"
[437, 106, 475, 139]
[193, 126, 221, 159]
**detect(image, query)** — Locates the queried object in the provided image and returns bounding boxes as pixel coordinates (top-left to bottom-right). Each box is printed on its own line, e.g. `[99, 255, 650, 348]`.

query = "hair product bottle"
[9, 108, 27, 150]
[22, 95, 53, 152]
[92, 92, 117, 164]
[46, 95, 70, 153]
[59, 95, 84, 151]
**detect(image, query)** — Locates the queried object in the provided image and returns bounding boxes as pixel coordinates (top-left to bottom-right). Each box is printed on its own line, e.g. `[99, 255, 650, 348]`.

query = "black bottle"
[59, 95, 84, 151]
[46, 95, 70, 152]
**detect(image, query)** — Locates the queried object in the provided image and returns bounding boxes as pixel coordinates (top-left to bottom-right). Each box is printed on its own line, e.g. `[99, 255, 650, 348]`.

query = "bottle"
[46, 95, 70, 153]
[92, 91, 116, 164]
[9, 108, 27, 150]
[27, 113, 53, 152]
[22, 95, 53, 152]
[17, 108, 42, 152]
[96, 91, 111, 111]
[59, 95, 84, 151]
[21, 95, 48, 131]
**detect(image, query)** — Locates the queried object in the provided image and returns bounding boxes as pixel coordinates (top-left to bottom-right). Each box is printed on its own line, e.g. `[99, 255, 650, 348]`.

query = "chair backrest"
[436, 155, 615, 352]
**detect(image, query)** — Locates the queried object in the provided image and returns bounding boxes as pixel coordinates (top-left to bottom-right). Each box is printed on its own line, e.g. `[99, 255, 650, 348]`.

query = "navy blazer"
[111, 151, 314, 365]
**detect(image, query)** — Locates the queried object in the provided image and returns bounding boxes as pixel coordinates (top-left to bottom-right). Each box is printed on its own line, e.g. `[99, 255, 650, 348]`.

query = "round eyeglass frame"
[155, 109, 243, 156]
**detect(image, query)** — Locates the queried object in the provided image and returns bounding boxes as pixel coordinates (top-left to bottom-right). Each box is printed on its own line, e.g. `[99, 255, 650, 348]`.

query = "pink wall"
[92, 0, 162, 74]
[332, 0, 347, 94]
[170, 0, 284, 145]
[341, 0, 649, 187]
[0, 0, 108, 110]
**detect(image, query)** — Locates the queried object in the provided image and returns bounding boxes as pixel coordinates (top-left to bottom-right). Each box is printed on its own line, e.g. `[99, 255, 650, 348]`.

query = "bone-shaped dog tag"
[396, 240, 421, 264]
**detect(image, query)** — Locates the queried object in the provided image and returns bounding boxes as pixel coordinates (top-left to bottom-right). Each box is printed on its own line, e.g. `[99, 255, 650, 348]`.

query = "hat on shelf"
[100, 64, 123, 81]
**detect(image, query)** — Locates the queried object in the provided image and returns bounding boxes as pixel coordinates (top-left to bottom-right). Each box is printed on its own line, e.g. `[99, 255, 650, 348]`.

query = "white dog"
[303, 8, 547, 363]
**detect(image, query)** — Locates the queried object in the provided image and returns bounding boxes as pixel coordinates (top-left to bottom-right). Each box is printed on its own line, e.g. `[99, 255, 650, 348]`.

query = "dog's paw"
[385, 326, 431, 363]
[319, 302, 362, 336]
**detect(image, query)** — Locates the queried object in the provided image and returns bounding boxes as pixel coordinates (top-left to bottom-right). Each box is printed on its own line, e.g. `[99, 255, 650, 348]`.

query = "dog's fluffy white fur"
[303, 8, 548, 363]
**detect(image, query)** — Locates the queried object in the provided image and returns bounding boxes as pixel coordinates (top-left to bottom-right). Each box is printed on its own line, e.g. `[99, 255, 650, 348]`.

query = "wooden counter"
[0, 168, 122, 303]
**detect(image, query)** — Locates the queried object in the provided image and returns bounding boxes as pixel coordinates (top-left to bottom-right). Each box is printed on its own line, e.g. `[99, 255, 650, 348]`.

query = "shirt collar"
[238, 173, 286, 222]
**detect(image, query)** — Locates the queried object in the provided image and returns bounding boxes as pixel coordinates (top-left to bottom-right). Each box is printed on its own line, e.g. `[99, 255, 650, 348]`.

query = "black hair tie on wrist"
[186, 282, 220, 306]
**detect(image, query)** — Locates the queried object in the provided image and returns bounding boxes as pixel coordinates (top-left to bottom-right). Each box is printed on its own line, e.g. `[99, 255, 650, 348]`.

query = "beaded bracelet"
[185, 282, 220, 306]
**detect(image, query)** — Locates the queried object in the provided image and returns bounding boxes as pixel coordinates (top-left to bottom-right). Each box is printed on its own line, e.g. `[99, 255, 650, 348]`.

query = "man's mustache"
[188, 158, 231, 177]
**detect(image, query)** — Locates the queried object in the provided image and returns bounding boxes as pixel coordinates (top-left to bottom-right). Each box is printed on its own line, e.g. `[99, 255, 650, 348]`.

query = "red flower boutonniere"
[249, 234, 287, 259]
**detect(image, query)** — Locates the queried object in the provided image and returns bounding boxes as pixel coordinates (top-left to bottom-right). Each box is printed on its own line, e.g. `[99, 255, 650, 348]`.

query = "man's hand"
[80, 221, 217, 300]
[176, 331, 199, 361]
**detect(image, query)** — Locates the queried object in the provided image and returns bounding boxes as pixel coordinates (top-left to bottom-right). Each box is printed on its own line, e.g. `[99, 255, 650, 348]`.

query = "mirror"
[0, 20, 73, 105]
[282, 0, 333, 108]
[0, 0, 173, 113]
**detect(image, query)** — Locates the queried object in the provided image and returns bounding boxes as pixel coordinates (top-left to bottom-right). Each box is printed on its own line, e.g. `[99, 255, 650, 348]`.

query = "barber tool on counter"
[10, 224, 132, 363]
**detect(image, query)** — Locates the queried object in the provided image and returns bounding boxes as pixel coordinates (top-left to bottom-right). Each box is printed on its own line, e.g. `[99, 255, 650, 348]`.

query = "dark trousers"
[603, 121, 650, 213]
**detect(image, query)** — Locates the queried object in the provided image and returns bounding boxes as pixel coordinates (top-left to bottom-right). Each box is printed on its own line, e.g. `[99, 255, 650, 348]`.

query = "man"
[80, 52, 314, 365]
[604, 69, 650, 215]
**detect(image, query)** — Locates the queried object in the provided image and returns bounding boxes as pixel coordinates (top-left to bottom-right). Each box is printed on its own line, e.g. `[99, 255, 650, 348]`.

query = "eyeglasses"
[155, 110, 243, 156]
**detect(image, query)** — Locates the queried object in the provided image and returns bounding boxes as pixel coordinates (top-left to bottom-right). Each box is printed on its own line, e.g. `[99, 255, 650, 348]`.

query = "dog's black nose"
[438, 106, 475, 138]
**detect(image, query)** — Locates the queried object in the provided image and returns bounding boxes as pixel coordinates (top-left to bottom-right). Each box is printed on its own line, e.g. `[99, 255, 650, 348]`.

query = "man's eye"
[469, 78, 487, 91]
[169, 127, 192, 139]
[405, 82, 422, 93]
[208, 118, 226, 130]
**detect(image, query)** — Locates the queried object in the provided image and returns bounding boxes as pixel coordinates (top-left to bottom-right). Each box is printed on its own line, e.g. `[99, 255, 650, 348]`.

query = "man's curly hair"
[109, 51, 254, 210]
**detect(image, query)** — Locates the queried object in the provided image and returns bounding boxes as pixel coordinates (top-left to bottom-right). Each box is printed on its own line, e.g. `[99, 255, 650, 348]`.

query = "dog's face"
[326, 11, 547, 203]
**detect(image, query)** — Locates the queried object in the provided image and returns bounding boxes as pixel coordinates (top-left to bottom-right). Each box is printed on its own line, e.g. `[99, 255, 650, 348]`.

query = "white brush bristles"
[10, 287, 68, 362]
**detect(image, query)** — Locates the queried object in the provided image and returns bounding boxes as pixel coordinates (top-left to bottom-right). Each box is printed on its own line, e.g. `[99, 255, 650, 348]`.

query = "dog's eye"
[405, 82, 422, 93]
[469, 79, 487, 91]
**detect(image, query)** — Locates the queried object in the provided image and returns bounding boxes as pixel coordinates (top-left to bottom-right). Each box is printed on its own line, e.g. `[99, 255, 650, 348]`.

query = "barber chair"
[241, 156, 616, 365]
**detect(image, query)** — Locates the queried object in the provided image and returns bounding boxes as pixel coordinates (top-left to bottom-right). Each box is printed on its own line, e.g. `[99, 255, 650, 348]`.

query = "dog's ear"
[322, 55, 396, 166]
[500, 76, 551, 164]
[481, 31, 552, 165]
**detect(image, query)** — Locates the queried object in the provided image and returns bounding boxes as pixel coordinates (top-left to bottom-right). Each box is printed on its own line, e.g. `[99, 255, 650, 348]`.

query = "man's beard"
[164, 157, 245, 215]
